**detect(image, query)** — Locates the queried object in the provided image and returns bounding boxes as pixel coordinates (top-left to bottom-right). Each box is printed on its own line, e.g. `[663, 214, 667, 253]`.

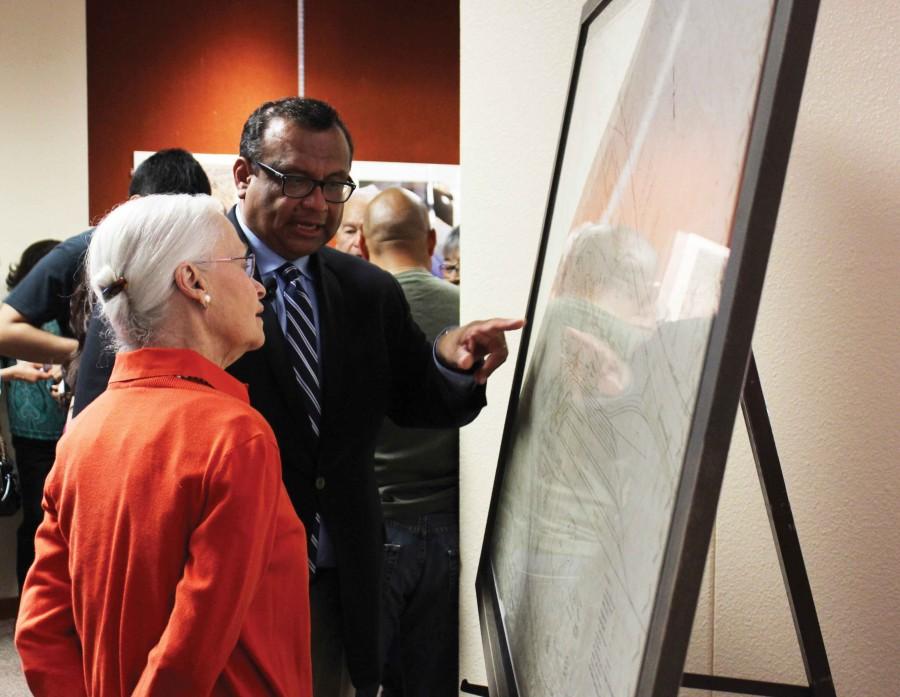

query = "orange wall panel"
[87, 0, 298, 221]
[304, 1, 459, 165]
[86, 1, 459, 221]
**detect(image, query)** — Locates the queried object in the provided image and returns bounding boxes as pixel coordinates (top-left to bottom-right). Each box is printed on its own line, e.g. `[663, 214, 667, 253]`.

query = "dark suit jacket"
[226, 207, 485, 686]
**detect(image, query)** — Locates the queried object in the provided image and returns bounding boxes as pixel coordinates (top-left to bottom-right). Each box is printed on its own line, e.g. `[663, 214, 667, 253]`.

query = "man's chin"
[275, 231, 332, 260]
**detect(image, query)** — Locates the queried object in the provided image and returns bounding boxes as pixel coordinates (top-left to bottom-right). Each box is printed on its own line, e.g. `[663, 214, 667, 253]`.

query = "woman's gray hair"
[87, 194, 226, 351]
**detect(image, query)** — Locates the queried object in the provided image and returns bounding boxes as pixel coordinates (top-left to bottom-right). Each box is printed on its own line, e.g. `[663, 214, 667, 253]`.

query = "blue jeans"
[359, 512, 459, 697]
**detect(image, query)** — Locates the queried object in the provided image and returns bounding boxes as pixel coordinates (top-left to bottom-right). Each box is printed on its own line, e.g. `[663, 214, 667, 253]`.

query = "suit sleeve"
[131, 432, 283, 696]
[15, 487, 89, 697]
[383, 276, 486, 428]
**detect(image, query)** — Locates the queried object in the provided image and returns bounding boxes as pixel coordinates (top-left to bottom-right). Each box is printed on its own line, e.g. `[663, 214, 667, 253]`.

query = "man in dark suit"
[225, 97, 520, 696]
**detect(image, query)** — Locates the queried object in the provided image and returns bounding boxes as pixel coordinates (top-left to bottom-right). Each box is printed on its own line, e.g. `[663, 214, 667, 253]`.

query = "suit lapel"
[227, 206, 319, 456]
[313, 252, 345, 446]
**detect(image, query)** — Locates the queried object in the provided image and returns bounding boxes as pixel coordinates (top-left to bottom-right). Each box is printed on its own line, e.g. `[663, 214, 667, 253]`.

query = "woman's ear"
[173, 262, 207, 307]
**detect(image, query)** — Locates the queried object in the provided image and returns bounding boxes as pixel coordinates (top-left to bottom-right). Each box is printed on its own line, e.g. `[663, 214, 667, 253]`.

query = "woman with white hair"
[15, 194, 312, 696]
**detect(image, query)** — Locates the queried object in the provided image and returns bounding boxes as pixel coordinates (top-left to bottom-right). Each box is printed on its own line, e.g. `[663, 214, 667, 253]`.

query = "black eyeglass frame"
[253, 160, 357, 203]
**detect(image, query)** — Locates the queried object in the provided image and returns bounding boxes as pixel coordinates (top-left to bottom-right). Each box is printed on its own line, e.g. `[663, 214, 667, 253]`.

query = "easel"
[681, 351, 836, 697]
[462, 352, 837, 697]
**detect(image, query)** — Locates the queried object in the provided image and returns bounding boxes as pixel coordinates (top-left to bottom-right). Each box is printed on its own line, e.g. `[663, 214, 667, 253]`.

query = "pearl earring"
[203, 293, 212, 309]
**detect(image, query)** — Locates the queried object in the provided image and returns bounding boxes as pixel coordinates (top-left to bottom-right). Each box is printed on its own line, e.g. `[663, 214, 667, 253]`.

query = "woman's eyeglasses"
[194, 253, 256, 277]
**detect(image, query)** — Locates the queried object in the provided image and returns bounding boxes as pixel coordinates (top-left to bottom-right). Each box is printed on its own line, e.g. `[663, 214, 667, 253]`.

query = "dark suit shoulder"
[316, 246, 400, 294]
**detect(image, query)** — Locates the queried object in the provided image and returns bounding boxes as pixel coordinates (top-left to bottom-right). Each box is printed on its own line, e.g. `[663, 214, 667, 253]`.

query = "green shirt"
[374, 269, 460, 520]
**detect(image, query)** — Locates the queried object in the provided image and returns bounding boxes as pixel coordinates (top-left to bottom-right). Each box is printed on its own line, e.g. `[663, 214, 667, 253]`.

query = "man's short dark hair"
[239, 97, 354, 164]
[6, 239, 61, 292]
[128, 148, 212, 198]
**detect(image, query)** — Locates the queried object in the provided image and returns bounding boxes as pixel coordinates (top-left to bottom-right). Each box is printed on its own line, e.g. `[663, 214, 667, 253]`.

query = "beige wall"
[0, 0, 89, 266]
[458, 0, 579, 685]
[460, 2, 899, 696]
[0, 0, 88, 598]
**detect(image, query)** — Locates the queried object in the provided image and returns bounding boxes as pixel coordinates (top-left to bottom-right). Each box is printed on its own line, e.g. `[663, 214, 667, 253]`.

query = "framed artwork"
[475, 1, 820, 696]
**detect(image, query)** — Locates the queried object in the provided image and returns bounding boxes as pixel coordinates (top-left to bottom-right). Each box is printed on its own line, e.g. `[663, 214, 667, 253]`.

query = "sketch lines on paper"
[491, 223, 713, 697]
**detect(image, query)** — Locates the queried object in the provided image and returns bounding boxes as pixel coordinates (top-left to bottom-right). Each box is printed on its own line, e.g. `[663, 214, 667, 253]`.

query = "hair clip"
[100, 277, 128, 300]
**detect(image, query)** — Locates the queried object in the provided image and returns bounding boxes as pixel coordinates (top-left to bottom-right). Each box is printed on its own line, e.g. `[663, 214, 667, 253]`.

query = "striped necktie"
[277, 262, 323, 575]
[277, 263, 321, 437]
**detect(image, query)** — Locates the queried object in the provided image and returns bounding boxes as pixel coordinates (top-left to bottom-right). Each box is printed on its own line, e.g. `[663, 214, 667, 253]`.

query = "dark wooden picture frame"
[475, 1, 820, 696]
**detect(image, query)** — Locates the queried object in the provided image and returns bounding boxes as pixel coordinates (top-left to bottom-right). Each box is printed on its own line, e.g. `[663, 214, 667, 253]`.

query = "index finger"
[469, 317, 526, 334]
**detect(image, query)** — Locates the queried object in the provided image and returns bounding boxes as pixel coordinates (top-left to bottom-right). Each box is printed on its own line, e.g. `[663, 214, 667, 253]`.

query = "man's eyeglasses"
[253, 160, 357, 203]
[195, 253, 256, 277]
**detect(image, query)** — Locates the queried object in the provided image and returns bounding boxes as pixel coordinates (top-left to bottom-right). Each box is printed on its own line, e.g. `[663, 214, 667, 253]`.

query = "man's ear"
[359, 232, 371, 261]
[173, 262, 207, 305]
[234, 157, 253, 200]
[427, 228, 437, 258]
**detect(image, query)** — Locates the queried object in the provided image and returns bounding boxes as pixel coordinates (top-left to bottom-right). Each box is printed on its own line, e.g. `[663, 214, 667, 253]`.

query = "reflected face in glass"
[441, 249, 460, 285]
[239, 118, 352, 260]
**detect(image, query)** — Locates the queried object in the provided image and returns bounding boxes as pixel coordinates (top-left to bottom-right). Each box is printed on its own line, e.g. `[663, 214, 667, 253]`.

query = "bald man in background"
[333, 184, 380, 257]
[358, 187, 461, 697]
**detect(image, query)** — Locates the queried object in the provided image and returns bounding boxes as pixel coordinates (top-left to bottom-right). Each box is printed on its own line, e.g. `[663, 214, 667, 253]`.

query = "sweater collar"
[108, 347, 249, 403]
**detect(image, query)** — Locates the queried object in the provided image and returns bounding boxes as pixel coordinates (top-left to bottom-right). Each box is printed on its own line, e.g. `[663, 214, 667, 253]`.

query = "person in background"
[0, 363, 53, 384]
[441, 226, 460, 285]
[0, 240, 67, 590]
[357, 188, 461, 697]
[332, 184, 380, 257]
[429, 242, 445, 280]
[226, 96, 521, 696]
[0, 148, 212, 417]
[16, 194, 312, 696]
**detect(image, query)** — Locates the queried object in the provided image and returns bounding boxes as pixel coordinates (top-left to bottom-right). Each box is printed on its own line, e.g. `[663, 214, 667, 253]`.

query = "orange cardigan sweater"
[16, 348, 311, 696]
